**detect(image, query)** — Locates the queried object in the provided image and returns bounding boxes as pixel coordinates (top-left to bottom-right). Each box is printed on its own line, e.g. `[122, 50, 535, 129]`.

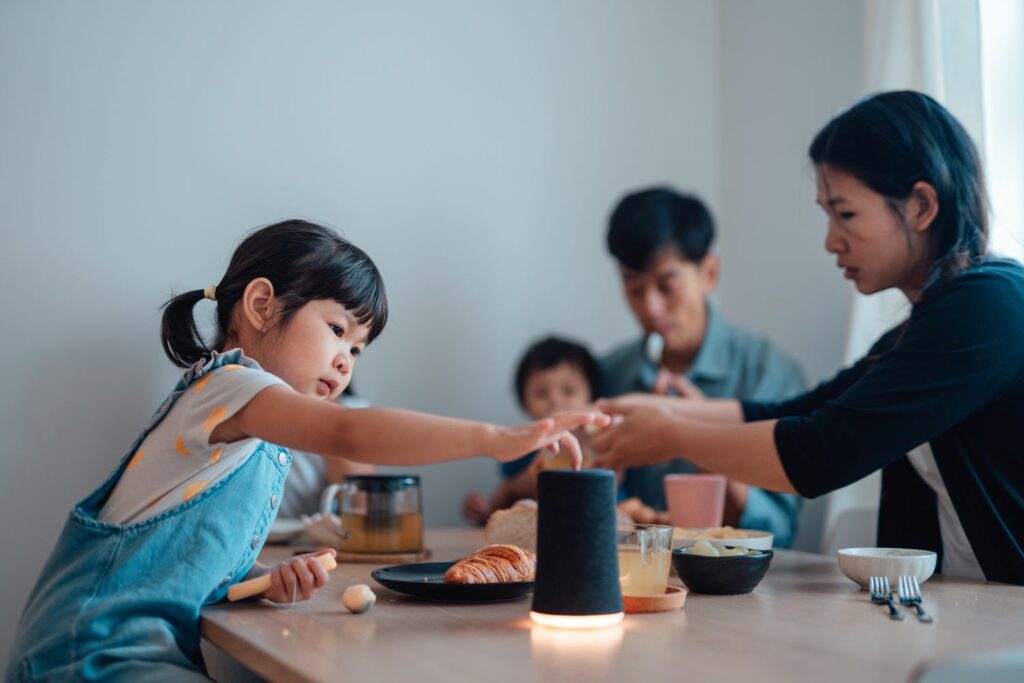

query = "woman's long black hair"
[809, 90, 989, 295]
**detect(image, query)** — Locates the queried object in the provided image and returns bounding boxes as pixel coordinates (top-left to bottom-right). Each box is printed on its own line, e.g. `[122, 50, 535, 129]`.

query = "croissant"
[443, 544, 536, 584]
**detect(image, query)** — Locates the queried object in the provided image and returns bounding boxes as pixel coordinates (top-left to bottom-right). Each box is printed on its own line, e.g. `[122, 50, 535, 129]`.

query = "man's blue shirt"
[600, 303, 806, 547]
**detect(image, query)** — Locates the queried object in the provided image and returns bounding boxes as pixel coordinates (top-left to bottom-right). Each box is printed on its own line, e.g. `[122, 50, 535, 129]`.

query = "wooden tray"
[623, 586, 687, 613]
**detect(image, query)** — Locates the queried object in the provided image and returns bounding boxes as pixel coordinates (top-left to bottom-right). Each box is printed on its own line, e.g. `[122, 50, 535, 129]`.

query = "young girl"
[7, 220, 605, 682]
[592, 91, 1024, 585]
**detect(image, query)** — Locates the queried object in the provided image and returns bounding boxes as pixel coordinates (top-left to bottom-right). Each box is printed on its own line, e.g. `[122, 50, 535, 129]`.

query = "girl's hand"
[590, 403, 683, 471]
[262, 549, 337, 603]
[489, 411, 610, 467]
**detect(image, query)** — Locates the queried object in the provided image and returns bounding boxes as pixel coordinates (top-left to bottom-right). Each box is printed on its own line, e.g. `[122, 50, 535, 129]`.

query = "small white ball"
[342, 584, 377, 614]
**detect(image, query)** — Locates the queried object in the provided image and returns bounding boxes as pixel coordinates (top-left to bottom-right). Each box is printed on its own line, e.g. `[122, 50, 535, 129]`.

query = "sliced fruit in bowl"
[671, 526, 774, 551]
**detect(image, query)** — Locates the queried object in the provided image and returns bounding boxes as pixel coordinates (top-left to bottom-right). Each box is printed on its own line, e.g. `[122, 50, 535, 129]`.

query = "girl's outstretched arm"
[213, 385, 609, 467]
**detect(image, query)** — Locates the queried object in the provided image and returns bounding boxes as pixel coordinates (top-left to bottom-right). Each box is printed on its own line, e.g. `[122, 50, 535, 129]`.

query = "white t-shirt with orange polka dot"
[99, 354, 286, 525]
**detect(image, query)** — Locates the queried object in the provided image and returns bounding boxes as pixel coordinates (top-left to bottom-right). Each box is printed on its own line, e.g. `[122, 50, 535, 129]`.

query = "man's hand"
[652, 368, 705, 398]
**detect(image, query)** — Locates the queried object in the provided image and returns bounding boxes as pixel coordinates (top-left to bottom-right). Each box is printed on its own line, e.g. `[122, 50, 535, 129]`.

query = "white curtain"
[820, 0, 987, 554]
[981, 0, 1024, 263]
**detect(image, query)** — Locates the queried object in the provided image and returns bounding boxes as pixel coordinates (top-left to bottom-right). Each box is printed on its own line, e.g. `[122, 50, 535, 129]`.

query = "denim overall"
[6, 351, 291, 681]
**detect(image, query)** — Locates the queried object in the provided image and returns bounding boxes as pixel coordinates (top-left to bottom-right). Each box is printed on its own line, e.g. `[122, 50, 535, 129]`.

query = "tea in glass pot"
[319, 475, 423, 553]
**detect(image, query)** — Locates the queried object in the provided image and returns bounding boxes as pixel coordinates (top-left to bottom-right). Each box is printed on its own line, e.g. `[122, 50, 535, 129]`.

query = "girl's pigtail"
[160, 289, 212, 368]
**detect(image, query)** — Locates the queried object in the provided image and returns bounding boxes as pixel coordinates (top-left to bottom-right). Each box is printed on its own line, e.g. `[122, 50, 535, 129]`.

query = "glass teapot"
[319, 475, 424, 553]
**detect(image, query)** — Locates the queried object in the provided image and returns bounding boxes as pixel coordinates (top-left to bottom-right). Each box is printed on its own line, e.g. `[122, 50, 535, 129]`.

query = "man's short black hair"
[514, 336, 601, 408]
[606, 187, 715, 271]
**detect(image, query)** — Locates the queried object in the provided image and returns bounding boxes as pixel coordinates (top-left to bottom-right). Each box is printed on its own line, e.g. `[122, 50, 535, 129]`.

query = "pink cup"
[664, 474, 727, 528]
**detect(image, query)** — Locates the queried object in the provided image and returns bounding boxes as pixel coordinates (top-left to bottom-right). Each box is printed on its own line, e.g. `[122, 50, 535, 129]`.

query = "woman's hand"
[597, 394, 744, 426]
[261, 549, 337, 603]
[488, 411, 611, 468]
[592, 405, 792, 493]
[590, 403, 684, 471]
[599, 392, 686, 413]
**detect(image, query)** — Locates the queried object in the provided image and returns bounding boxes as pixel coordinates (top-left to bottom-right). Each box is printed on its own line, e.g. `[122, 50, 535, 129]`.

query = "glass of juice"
[617, 524, 673, 596]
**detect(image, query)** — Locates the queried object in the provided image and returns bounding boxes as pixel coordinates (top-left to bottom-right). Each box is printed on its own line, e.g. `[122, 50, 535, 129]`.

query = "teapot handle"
[318, 482, 354, 539]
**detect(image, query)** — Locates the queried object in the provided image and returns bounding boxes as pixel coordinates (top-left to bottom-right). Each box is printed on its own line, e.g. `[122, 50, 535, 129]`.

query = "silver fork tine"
[906, 575, 934, 623]
[899, 575, 911, 606]
[870, 576, 882, 602]
[880, 576, 904, 620]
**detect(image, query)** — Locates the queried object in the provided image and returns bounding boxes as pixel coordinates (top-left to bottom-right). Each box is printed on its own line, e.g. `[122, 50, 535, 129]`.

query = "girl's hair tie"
[203, 285, 217, 302]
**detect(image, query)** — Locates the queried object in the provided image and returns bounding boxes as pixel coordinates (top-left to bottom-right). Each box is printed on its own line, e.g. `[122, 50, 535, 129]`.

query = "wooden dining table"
[201, 528, 1024, 682]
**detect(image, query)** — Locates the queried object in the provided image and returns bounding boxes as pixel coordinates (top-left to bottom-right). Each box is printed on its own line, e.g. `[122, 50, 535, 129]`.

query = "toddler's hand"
[262, 549, 337, 603]
[462, 492, 493, 525]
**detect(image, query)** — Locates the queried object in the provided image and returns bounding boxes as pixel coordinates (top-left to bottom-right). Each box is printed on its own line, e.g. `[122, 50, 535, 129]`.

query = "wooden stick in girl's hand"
[227, 552, 338, 602]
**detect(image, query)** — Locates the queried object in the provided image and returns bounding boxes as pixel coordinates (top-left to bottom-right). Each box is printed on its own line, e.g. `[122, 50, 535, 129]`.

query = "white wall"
[716, 0, 864, 551]
[716, 0, 862, 384]
[0, 0, 723, 662]
[0, 0, 869, 664]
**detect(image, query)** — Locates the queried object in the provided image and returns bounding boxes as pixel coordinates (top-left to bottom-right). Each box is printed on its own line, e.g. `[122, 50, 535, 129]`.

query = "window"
[980, 0, 1024, 262]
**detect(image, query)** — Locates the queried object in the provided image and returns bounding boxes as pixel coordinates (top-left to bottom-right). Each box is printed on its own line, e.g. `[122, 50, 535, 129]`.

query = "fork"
[898, 575, 934, 623]
[869, 576, 905, 620]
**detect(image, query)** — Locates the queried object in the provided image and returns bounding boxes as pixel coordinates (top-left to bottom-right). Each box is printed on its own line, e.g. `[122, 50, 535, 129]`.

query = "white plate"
[266, 518, 306, 544]
[672, 527, 774, 551]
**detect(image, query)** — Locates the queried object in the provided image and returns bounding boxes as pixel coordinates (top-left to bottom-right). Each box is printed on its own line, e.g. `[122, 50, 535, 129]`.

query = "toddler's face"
[521, 362, 593, 420]
[261, 299, 370, 401]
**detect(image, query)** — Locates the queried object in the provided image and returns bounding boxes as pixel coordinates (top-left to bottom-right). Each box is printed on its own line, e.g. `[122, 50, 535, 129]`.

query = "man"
[601, 187, 806, 547]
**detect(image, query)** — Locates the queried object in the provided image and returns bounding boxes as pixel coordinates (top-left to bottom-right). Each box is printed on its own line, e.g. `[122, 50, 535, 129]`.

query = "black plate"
[371, 561, 535, 602]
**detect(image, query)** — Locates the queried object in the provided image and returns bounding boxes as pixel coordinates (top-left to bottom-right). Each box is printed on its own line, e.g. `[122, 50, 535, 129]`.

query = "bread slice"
[484, 499, 537, 552]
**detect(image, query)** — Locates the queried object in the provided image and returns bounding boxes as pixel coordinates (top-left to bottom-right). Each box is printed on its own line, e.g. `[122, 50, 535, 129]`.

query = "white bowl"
[836, 547, 937, 590]
[672, 527, 774, 551]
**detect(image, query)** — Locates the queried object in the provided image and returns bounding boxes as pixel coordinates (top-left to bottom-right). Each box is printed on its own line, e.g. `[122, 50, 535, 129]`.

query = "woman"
[592, 91, 1024, 585]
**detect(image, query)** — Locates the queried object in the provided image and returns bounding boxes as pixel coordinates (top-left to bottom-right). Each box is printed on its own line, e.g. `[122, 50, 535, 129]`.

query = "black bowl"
[671, 547, 774, 595]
